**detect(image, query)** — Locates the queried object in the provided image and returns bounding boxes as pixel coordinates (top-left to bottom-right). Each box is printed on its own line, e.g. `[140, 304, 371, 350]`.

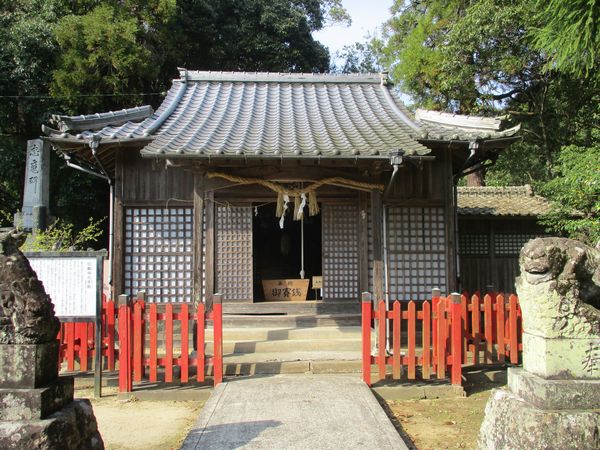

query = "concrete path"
[180, 374, 409, 450]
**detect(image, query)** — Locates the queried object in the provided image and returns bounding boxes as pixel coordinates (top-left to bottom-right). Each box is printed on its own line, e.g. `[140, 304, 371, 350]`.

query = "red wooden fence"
[361, 291, 522, 386]
[118, 292, 223, 393]
[57, 296, 118, 371]
[56, 293, 223, 392]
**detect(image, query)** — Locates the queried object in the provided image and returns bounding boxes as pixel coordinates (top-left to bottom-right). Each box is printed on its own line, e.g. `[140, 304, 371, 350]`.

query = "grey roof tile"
[44, 70, 520, 159]
[457, 185, 553, 216]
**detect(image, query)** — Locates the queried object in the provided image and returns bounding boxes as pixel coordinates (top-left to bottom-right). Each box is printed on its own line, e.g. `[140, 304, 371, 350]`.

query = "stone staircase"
[143, 300, 364, 376]
[211, 300, 362, 375]
[205, 324, 362, 376]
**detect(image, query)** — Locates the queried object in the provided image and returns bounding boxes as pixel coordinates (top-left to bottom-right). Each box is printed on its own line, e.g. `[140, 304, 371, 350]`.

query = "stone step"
[210, 325, 362, 341]
[222, 313, 361, 327]
[203, 338, 360, 354]
[214, 351, 362, 376]
[223, 300, 360, 315]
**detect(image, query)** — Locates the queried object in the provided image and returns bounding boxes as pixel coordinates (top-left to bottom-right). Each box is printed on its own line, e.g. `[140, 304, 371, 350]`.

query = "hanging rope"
[206, 172, 384, 221]
[207, 172, 384, 194]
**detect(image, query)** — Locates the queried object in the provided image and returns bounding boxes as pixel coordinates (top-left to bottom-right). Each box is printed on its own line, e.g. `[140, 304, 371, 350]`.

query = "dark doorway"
[252, 203, 322, 301]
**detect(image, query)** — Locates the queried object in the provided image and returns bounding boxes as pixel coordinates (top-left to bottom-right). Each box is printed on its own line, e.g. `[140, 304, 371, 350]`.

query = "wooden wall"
[458, 217, 548, 294]
[111, 150, 459, 303]
[120, 151, 194, 203]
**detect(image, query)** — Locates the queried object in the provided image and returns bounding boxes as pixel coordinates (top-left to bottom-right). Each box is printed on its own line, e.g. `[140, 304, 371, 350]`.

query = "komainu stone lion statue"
[0, 229, 59, 344]
[516, 237, 600, 379]
[478, 237, 600, 450]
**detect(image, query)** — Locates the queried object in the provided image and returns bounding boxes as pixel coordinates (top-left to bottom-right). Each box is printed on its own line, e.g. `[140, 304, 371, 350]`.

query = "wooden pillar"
[371, 190, 384, 302]
[112, 153, 125, 300]
[193, 173, 205, 305]
[358, 192, 369, 295]
[204, 190, 215, 311]
[443, 149, 458, 293]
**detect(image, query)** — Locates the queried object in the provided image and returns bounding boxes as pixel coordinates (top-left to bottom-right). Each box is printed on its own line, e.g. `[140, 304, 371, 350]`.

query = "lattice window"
[216, 205, 253, 301]
[459, 234, 490, 255]
[322, 204, 359, 299]
[124, 207, 193, 303]
[386, 207, 447, 300]
[494, 234, 539, 255]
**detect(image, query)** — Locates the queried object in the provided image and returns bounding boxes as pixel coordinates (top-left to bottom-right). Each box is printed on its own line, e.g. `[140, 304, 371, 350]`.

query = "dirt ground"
[76, 386, 202, 450]
[385, 373, 505, 450]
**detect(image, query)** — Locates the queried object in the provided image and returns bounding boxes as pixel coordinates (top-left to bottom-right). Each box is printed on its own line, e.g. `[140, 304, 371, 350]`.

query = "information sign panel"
[25, 252, 104, 319]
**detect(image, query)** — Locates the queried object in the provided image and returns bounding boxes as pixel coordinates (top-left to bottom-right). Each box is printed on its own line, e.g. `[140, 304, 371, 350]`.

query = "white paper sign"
[28, 257, 98, 318]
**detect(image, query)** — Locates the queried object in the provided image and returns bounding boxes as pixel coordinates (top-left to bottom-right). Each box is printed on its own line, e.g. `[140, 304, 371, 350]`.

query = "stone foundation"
[0, 376, 74, 421]
[0, 399, 103, 450]
[522, 333, 600, 379]
[0, 342, 59, 389]
[478, 388, 600, 450]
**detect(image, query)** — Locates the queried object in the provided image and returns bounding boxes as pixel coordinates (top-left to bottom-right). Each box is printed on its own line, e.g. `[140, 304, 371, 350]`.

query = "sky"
[312, 0, 394, 56]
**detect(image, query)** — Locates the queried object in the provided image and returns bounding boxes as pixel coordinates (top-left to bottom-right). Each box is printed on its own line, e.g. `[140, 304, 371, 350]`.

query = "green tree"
[1, 0, 350, 235]
[51, 4, 160, 113]
[538, 145, 600, 245]
[0, 0, 67, 226]
[332, 41, 382, 74]
[532, 0, 600, 77]
[377, 0, 600, 184]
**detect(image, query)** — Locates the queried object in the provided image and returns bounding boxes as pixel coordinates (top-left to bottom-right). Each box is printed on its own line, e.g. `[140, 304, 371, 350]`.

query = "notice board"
[25, 251, 105, 319]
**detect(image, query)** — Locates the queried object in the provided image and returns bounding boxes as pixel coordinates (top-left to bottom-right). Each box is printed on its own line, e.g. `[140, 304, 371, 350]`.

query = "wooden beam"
[371, 190, 384, 302]
[193, 173, 205, 305]
[204, 190, 215, 311]
[358, 192, 369, 295]
[112, 152, 125, 300]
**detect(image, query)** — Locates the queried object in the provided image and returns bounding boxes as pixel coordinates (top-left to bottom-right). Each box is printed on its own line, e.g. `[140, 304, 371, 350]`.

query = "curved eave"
[44, 136, 152, 148]
[419, 135, 521, 149]
[142, 152, 391, 167]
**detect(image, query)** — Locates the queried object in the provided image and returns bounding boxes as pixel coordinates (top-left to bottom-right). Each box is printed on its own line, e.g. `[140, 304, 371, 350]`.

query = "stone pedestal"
[0, 230, 103, 448]
[0, 343, 103, 449]
[0, 399, 103, 449]
[478, 238, 600, 450]
[479, 369, 600, 450]
[0, 342, 58, 389]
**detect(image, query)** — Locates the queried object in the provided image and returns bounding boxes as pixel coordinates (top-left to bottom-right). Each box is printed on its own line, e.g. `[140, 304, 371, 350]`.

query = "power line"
[0, 92, 166, 99]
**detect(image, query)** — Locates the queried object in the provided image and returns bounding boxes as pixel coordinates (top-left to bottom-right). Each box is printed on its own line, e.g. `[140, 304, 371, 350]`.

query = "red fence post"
[66, 322, 75, 372]
[212, 294, 223, 386]
[133, 296, 144, 382]
[377, 300, 386, 382]
[471, 294, 481, 365]
[436, 297, 446, 379]
[407, 300, 416, 380]
[149, 303, 158, 382]
[451, 293, 463, 386]
[422, 300, 431, 379]
[496, 294, 506, 364]
[509, 294, 519, 364]
[361, 292, 372, 386]
[196, 302, 206, 382]
[392, 300, 401, 380]
[181, 303, 189, 383]
[484, 294, 493, 363]
[431, 288, 441, 373]
[165, 303, 174, 383]
[106, 299, 116, 371]
[118, 294, 132, 393]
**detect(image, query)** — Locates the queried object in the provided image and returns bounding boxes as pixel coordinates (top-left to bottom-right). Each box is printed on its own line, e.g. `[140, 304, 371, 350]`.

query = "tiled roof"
[44, 69, 520, 160]
[415, 109, 521, 141]
[457, 185, 553, 216]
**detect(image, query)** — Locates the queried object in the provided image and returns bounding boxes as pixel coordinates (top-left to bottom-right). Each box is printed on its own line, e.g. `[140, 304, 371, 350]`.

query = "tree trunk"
[466, 169, 486, 186]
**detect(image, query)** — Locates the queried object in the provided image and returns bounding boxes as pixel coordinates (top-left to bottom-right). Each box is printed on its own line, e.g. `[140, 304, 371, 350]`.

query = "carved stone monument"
[0, 229, 103, 449]
[478, 237, 600, 450]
